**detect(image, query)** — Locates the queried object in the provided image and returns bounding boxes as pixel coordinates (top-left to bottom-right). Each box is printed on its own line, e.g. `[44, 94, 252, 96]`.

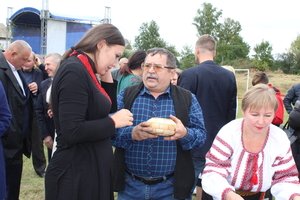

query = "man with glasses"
[113, 48, 207, 200]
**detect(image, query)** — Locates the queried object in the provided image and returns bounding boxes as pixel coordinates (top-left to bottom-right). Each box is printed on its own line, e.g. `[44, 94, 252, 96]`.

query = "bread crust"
[147, 117, 176, 136]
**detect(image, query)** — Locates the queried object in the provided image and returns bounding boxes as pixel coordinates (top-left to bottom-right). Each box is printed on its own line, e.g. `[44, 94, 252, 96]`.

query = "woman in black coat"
[45, 24, 133, 200]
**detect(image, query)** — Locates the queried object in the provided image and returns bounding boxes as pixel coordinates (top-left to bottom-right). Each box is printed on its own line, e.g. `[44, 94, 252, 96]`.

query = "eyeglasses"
[142, 63, 174, 72]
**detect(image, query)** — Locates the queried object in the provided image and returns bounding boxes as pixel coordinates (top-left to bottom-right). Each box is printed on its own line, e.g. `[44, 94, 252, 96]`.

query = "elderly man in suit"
[36, 53, 62, 161]
[0, 40, 33, 200]
[178, 34, 237, 200]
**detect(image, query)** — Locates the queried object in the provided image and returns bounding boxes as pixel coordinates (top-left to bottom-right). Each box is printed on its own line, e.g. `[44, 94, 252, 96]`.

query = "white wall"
[46, 20, 66, 55]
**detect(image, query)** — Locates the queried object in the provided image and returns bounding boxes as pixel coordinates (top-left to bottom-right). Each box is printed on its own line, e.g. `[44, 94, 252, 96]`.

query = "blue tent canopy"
[9, 7, 98, 54]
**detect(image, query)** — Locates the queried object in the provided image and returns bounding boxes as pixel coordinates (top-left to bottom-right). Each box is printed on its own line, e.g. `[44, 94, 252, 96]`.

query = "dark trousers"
[46, 147, 52, 163]
[31, 116, 46, 175]
[291, 130, 300, 173]
[5, 154, 23, 200]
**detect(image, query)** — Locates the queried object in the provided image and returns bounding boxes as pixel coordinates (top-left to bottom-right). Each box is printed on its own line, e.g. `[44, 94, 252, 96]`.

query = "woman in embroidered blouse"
[45, 24, 133, 200]
[201, 84, 300, 200]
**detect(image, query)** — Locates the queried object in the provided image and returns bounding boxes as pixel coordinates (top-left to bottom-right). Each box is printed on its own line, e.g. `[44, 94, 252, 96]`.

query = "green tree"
[290, 35, 300, 56]
[121, 39, 133, 58]
[289, 35, 300, 74]
[253, 41, 274, 71]
[193, 3, 250, 64]
[133, 20, 178, 57]
[216, 18, 250, 63]
[134, 20, 166, 50]
[277, 52, 295, 74]
[179, 45, 195, 69]
[193, 2, 222, 38]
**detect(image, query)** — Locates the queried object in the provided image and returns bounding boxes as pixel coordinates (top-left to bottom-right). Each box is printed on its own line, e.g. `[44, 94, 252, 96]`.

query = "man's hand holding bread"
[132, 115, 187, 141]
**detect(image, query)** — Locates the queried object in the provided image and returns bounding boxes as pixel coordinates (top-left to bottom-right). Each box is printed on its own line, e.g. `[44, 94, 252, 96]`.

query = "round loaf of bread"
[147, 117, 176, 136]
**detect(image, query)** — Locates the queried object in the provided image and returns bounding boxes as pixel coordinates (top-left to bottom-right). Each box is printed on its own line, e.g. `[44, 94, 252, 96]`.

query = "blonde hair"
[242, 84, 278, 112]
[195, 34, 216, 56]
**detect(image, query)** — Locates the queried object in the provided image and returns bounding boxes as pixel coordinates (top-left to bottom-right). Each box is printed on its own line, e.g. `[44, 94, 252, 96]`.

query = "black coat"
[36, 78, 55, 140]
[45, 56, 117, 200]
[178, 60, 237, 158]
[22, 67, 44, 108]
[0, 52, 32, 159]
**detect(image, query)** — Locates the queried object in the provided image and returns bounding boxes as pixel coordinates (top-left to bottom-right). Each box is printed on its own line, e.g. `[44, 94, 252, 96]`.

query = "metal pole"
[6, 7, 13, 48]
[40, 0, 49, 55]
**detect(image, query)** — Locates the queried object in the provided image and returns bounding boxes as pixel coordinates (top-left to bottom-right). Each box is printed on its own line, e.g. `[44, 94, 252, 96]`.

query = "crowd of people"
[0, 23, 300, 200]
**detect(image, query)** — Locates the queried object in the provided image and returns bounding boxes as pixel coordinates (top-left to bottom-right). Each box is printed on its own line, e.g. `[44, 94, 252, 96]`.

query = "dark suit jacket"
[36, 78, 55, 139]
[22, 67, 44, 109]
[0, 52, 32, 159]
[179, 60, 237, 158]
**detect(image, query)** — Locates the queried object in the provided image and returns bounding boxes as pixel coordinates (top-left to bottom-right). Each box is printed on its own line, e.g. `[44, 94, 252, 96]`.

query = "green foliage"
[289, 35, 300, 74]
[252, 41, 274, 71]
[223, 58, 253, 70]
[193, 3, 222, 38]
[134, 21, 167, 50]
[252, 59, 269, 71]
[165, 44, 179, 58]
[290, 35, 300, 56]
[216, 37, 250, 64]
[179, 45, 196, 69]
[276, 52, 296, 74]
[273, 34, 300, 74]
[193, 3, 250, 64]
[121, 49, 133, 59]
[133, 20, 179, 58]
[130, 3, 300, 73]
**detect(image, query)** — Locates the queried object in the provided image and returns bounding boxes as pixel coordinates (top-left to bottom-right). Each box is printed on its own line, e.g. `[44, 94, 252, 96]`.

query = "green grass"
[20, 156, 44, 200]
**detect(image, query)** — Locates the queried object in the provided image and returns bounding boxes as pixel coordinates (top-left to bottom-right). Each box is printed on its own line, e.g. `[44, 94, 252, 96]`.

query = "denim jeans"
[118, 173, 184, 200]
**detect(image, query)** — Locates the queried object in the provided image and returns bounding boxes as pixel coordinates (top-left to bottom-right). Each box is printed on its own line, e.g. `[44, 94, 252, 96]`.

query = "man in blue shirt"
[114, 48, 206, 200]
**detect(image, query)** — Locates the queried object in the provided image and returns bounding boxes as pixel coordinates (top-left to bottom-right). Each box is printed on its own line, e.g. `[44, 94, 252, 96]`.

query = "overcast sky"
[1, 0, 299, 56]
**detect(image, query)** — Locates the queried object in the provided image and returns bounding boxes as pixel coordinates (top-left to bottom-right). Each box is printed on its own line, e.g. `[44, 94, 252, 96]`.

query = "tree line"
[124, 3, 300, 74]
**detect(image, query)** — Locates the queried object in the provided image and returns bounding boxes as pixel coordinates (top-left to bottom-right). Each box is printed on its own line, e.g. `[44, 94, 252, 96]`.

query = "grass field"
[20, 156, 44, 200]
[19, 71, 299, 199]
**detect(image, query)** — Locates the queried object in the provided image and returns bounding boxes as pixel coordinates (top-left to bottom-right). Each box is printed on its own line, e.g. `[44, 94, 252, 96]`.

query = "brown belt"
[236, 190, 265, 199]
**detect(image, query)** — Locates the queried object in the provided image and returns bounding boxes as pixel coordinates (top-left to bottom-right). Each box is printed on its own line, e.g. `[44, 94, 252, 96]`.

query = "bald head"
[118, 57, 128, 69]
[7, 40, 32, 52]
[4, 40, 32, 70]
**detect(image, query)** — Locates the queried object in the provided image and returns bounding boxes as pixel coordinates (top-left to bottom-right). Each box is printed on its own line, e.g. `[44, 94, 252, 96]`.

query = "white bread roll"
[147, 117, 176, 136]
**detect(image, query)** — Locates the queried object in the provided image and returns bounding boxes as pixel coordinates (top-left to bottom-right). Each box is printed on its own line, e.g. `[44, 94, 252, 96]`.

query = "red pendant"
[251, 173, 258, 185]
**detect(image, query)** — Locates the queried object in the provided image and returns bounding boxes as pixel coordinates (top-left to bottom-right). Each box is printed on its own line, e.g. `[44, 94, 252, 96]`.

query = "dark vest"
[113, 83, 194, 199]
